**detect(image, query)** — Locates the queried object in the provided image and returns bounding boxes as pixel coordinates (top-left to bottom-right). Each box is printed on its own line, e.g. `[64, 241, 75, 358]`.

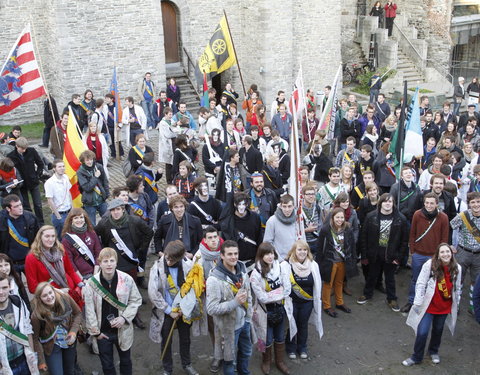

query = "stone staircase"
[395, 49, 425, 85]
[165, 63, 201, 119]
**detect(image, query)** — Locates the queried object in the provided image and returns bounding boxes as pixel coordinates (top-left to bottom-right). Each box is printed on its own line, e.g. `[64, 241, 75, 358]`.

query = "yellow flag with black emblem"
[196, 16, 236, 80]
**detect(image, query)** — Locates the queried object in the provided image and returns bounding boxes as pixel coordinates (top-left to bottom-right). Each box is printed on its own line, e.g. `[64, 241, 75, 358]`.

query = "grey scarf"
[40, 247, 68, 288]
[198, 241, 221, 278]
[274, 207, 296, 225]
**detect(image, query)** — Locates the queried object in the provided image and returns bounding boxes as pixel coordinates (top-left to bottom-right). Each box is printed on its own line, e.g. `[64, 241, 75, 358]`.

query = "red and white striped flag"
[289, 66, 306, 119]
[0, 24, 46, 115]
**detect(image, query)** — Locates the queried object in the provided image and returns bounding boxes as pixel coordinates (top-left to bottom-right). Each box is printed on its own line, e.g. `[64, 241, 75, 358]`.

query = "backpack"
[122, 158, 133, 178]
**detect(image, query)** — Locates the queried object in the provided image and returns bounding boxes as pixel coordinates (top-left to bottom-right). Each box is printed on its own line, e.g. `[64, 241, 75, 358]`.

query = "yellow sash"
[231, 283, 248, 310]
[354, 186, 364, 200]
[289, 272, 313, 300]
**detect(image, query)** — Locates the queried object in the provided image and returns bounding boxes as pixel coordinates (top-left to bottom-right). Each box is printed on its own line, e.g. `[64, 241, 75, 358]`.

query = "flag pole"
[397, 80, 408, 208]
[223, 10, 247, 97]
[299, 65, 311, 142]
[113, 65, 121, 160]
[29, 20, 61, 151]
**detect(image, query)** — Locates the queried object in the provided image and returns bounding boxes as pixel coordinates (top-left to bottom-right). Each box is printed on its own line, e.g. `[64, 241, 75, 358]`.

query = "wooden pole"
[160, 317, 178, 361]
[223, 10, 247, 97]
[29, 20, 61, 151]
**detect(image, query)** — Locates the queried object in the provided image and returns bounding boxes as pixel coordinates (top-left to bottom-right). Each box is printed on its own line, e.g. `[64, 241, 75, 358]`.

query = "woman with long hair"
[373, 141, 396, 194]
[25, 225, 84, 308]
[332, 192, 359, 244]
[463, 142, 475, 164]
[173, 160, 195, 202]
[0, 253, 30, 308]
[439, 121, 462, 148]
[369, 1, 384, 27]
[166, 77, 181, 107]
[357, 182, 380, 224]
[340, 164, 355, 194]
[227, 103, 243, 123]
[84, 122, 109, 176]
[403, 243, 462, 366]
[284, 240, 323, 360]
[31, 282, 82, 375]
[379, 114, 397, 147]
[250, 243, 291, 375]
[172, 134, 197, 177]
[128, 133, 153, 175]
[250, 104, 267, 135]
[61, 207, 102, 280]
[317, 207, 357, 318]
[360, 124, 379, 155]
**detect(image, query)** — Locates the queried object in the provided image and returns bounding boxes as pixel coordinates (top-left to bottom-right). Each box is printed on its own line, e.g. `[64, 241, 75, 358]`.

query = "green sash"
[0, 319, 29, 347]
[89, 276, 127, 312]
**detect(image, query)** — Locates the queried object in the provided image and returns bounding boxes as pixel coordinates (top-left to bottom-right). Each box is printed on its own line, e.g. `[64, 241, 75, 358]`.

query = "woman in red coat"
[384, 1, 397, 36]
[25, 225, 84, 307]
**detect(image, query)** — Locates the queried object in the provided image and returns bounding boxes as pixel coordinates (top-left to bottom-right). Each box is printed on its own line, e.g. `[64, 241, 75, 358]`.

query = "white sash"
[67, 233, 95, 265]
[205, 135, 222, 164]
[190, 201, 217, 224]
[111, 229, 139, 264]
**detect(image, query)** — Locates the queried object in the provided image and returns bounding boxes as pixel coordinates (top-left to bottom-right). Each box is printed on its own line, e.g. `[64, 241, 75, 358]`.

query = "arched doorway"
[162, 1, 180, 63]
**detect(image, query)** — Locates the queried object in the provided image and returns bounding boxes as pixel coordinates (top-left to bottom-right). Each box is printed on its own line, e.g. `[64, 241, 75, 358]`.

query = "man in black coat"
[417, 173, 456, 222]
[245, 173, 278, 230]
[0, 194, 39, 273]
[357, 194, 408, 311]
[7, 137, 44, 224]
[239, 135, 264, 177]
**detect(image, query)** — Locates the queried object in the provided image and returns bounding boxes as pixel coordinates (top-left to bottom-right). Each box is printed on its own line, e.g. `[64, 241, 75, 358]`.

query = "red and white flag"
[0, 24, 46, 115]
[289, 66, 306, 119]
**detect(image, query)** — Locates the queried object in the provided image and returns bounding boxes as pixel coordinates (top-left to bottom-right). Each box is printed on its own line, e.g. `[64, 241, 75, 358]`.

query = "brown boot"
[274, 342, 290, 375]
[261, 345, 272, 374]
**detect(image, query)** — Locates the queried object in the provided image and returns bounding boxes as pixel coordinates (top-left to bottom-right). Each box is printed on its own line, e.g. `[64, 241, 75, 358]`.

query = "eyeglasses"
[304, 193, 316, 196]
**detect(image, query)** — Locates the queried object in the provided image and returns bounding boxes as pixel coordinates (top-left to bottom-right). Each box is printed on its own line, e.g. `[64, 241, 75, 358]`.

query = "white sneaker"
[288, 352, 296, 359]
[299, 352, 308, 359]
[402, 358, 417, 366]
[431, 354, 440, 364]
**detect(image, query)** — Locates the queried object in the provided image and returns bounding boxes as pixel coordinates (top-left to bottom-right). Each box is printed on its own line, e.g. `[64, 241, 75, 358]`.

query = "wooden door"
[162, 1, 179, 63]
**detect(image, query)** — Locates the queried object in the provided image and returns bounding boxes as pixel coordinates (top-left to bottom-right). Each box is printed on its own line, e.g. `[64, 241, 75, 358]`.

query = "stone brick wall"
[1, 0, 342, 125]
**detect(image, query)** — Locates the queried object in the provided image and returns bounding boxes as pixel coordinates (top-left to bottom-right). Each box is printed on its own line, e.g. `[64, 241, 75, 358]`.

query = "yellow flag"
[197, 16, 236, 77]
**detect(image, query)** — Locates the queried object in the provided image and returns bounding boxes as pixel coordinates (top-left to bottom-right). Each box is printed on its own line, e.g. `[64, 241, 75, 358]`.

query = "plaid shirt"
[451, 209, 480, 252]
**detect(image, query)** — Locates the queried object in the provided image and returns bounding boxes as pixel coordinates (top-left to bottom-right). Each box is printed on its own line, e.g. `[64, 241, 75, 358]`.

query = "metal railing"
[181, 47, 201, 99]
[393, 21, 426, 73]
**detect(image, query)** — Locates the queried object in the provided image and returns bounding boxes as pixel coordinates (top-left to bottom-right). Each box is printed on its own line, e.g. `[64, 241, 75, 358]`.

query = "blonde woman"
[340, 164, 354, 193]
[284, 240, 323, 360]
[31, 282, 82, 375]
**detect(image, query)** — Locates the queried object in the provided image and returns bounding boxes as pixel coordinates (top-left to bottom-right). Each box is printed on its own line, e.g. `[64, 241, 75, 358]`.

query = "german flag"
[63, 108, 87, 207]
[196, 15, 236, 82]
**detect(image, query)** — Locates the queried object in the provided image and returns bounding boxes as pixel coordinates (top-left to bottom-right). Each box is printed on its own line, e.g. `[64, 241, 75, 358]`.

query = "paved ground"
[31, 131, 480, 375]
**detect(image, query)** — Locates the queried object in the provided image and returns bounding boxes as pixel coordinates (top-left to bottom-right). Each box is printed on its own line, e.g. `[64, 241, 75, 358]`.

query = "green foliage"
[408, 88, 434, 93]
[0, 122, 45, 139]
[353, 67, 397, 96]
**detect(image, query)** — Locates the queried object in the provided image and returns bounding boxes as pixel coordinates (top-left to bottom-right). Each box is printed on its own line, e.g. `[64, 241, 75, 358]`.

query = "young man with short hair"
[126, 174, 154, 229]
[84, 248, 142, 375]
[318, 167, 346, 211]
[302, 184, 323, 255]
[157, 185, 178, 223]
[246, 173, 278, 229]
[44, 159, 72, 238]
[264, 194, 297, 259]
[122, 96, 147, 146]
[335, 136, 361, 168]
[188, 177, 222, 230]
[350, 170, 375, 209]
[206, 240, 253, 375]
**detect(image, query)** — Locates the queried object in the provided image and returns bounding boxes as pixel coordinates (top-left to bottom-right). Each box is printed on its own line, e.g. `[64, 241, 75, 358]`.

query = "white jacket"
[406, 259, 462, 336]
[122, 104, 148, 147]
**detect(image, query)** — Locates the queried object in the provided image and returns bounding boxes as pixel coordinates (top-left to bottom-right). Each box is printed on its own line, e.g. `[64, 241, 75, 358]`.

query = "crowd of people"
[0, 70, 480, 375]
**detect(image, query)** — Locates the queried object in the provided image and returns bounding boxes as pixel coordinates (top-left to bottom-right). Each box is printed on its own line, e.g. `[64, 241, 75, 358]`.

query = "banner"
[318, 64, 342, 139]
[0, 24, 46, 115]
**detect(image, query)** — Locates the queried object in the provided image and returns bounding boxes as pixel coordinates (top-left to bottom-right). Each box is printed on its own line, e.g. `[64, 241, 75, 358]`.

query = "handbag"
[266, 303, 284, 326]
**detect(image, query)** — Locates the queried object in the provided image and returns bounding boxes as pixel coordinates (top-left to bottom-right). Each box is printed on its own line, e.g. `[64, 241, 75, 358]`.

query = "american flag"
[0, 24, 46, 115]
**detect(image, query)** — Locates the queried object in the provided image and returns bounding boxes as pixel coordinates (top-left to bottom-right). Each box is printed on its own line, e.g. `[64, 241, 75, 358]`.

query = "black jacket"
[0, 209, 39, 258]
[262, 165, 284, 198]
[7, 148, 44, 187]
[239, 146, 263, 175]
[316, 223, 358, 283]
[154, 212, 203, 254]
[389, 180, 422, 222]
[339, 118, 361, 145]
[372, 150, 396, 188]
[77, 163, 109, 206]
[202, 142, 225, 175]
[360, 209, 408, 263]
[188, 195, 223, 230]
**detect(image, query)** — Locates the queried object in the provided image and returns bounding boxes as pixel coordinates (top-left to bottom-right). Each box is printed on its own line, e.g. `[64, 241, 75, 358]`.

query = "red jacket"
[384, 2, 397, 18]
[409, 210, 449, 256]
[25, 251, 82, 298]
[62, 230, 102, 277]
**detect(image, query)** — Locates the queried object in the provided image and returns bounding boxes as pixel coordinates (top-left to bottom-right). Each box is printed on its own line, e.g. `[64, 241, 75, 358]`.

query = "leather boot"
[261, 345, 272, 374]
[274, 342, 290, 375]
[133, 313, 146, 329]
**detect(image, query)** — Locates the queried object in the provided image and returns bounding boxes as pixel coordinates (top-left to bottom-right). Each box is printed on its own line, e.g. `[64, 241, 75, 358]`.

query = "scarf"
[289, 256, 312, 278]
[421, 207, 438, 220]
[274, 207, 296, 225]
[0, 168, 15, 183]
[264, 259, 281, 281]
[108, 211, 129, 228]
[164, 257, 185, 289]
[51, 296, 73, 326]
[198, 238, 223, 278]
[165, 213, 191, 252]
[71, 223, 88, 234]
[56, 122, 67, 141]
[86, 133, 102, 161]
[39, 247, 68, 288]
[169, 84, 177, 93]
[215, 260, 243, 286]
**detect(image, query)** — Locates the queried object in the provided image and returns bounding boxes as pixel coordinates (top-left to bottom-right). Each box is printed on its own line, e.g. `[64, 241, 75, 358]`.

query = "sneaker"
[387, 299, 400, 312]
[184, 365, 199, 375]
[431, 354, 440, 364]
[400, 302, 412, 313]
[299, 352, 308, 359]
[209, 358, 221, 373]
[356, 295, 370, 305]
[402, 358, 417, 366]
[288, 352, 297, 360]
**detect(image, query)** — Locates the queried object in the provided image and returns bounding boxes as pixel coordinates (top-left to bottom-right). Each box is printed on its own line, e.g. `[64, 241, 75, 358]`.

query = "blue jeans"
[286, 300, 313, 354]
[141, 100, 155, 129]
[10, 355, 30, 375]
[223, 321, 252, 375]
[129, 129, 144, 147]
[453, 100, 462, 116]
[51, 211, 69, 239]
[45, 343, 76, 375]
[370, 89, 380, 104]
[97, 333, 132, 375]
[266, 307, 285, 346]
[83, 202, 107, 226]
[412, 313, 448, 363]
[408, 253, 432, 304]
